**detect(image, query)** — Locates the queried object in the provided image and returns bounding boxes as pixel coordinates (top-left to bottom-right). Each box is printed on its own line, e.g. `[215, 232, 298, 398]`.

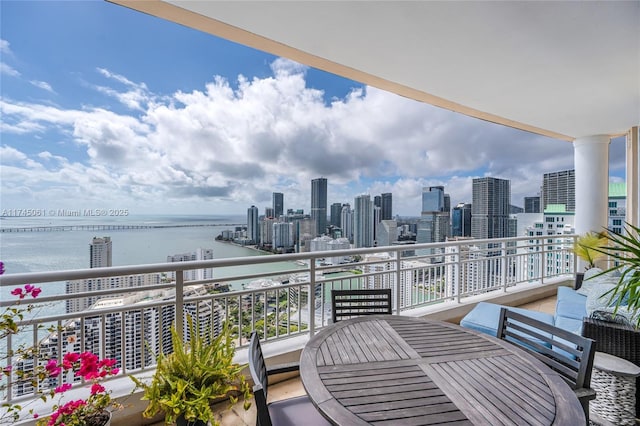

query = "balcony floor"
[144, 295, 557, 426]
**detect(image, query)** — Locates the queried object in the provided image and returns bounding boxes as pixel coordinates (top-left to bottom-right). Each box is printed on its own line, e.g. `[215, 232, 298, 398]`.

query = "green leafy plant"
[131, 315, 251, 425]
[590, 223, 640, 327]
[572, 231, 608, 270]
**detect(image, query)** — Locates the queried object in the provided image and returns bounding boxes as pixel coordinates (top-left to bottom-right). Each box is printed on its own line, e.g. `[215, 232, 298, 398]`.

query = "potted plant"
[1, 262, 120, 426]
[590, 223, 640, 327]
[572, 231, 608, 289]
[131, 315, 251, 426]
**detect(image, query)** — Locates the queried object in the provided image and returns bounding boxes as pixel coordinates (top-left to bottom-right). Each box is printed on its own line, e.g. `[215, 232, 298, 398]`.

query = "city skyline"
[0, 2, 627, 218]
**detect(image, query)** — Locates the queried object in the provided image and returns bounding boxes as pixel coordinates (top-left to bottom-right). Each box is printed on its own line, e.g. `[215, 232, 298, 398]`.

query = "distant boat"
[295, 260, 308, 266]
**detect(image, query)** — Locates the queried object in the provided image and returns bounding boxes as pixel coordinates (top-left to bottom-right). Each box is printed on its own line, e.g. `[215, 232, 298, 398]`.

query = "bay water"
[0, 214, 307, 314]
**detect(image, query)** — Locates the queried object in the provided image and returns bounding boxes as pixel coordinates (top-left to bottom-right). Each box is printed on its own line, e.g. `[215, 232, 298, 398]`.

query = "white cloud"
[1, 62, 20, 77]
[0, 61, 600, 215]
[30, 80, 54, 93]
[0, 39, 12, 55]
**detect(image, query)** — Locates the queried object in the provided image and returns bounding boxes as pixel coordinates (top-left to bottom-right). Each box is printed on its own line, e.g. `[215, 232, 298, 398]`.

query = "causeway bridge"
[0, 223, 245, 233]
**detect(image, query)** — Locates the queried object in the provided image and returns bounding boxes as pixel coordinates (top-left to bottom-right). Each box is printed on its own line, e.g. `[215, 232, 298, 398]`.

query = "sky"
[0, 1, 627, 218]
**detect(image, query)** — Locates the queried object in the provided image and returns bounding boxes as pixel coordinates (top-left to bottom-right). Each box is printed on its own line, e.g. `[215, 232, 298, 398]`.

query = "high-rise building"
[381, 193, 393, 220]
[272, 192, 284, 218]
[452, 203, 472, 237]
[542, 169, 575, 212]
[260, 217, 276, 247]
[418, 187, 450, 245]
[354, 195, 374, 248]
[374, 195, 382, 208]
[330, 202, 343, 227]
[471, 177, 512, 239]
[341, 204, 353, 243]
[247, 205, 259, 243]
[422, 186, 445, 213]
[377, 220, 398, 247]
[167, 248, 214, 281]
[608, 182, 626, 235]
[90, 237, 112, 268]
[265, 207, 275, 218]
[273, 222, 294, 251]
[311, 178, 327, 236]
[524, 196, 541, 213]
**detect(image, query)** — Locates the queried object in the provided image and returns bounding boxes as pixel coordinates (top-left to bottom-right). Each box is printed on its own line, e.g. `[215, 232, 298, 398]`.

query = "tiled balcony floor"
[144, 296, 557, 426]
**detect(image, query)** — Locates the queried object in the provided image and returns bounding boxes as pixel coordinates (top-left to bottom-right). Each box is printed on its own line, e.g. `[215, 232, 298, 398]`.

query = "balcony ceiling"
[110, 1, 639, 142]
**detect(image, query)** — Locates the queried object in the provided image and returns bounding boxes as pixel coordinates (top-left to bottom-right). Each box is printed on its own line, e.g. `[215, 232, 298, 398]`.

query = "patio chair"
[248, 332, 331, 426]
[497, 308, 596, 424]
[331, 288, 392, 323]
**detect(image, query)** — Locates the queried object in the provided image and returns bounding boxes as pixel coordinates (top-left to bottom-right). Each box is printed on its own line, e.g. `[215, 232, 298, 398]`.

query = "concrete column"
[626, 127, 639, 227]
[574, 135, 610, 237]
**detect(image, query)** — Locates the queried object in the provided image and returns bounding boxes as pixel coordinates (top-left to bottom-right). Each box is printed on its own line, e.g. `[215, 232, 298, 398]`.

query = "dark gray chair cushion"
[269, 395, 331, 426]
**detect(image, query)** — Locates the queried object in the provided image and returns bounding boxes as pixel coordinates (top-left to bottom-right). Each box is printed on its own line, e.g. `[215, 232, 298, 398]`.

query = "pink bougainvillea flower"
[90, 383, 105, 395]
[0, 261, 5, 275]
[31, 287, 42, 297]
[98, 358, 117, 368]
[45, 359, 61, 377]
[63, 352, 80, 367]
[54, 383, 72, 393]
[10, 288, 24, 298]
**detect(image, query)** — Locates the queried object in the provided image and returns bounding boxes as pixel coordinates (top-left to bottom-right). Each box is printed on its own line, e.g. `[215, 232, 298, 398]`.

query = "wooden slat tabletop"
[300, 315, 585, 426]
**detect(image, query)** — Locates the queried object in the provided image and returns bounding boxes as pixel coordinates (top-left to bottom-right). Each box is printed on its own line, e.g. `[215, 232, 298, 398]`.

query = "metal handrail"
[1, 234, 577, 406]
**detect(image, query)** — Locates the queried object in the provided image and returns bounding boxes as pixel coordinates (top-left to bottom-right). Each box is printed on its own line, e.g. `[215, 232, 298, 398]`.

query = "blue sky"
[0, 1, 626, 217]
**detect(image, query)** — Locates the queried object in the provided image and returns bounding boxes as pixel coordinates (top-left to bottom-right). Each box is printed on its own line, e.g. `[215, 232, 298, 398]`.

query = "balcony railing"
[0, 234, 577, 408]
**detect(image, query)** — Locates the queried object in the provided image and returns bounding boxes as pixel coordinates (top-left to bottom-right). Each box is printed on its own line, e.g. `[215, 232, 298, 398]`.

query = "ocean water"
[0, 214, 306, 301]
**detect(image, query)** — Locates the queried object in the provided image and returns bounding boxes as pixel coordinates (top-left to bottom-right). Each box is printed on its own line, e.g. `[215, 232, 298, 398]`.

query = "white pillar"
[626, 127, 639, 227]
[574, 135, 610, 238]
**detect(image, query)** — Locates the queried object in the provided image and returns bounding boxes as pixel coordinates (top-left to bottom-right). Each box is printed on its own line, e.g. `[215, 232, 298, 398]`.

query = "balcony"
[1, 235, 576, 425]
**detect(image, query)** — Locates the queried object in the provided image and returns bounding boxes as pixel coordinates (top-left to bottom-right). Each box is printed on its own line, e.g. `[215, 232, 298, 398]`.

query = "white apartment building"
[361, 253, 431, 309]
[90, 236, 112, 268]
[523, 205, 575, 281]
[260, 217, 276, 247]
[166, 248, 214, 281]
[14, 285, 225, 397]
[273, 222, 294, 251]
[377, 220, 398, 247]
[66, 272, 162, 313]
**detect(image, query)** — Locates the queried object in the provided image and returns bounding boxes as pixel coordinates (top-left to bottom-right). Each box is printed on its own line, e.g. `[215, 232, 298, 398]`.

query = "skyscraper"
[524, 196, 541, 213]
[542, 169, 575, 212]
[90, 237, 112, 268]
[422, 186, 445, 213]
[341, 204, 353, 243]
[354, 195, 374, 248]
[330, 202, 343, 227]
[247, 205, 259, 243]
[418, 187, 450, 244]
[452, 203, 472, 237]
[311, 178, 327, 236]
[381, 193, 393, 220]
[471, 177, 511, 239]
[272, 192, 284, 218]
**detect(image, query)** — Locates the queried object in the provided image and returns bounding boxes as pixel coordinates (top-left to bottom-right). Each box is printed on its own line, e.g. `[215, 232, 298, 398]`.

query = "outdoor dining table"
[300, 315, 585, 425]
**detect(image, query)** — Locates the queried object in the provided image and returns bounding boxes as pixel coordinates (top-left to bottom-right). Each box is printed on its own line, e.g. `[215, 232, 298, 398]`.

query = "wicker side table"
[590, 352, 640, 426]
